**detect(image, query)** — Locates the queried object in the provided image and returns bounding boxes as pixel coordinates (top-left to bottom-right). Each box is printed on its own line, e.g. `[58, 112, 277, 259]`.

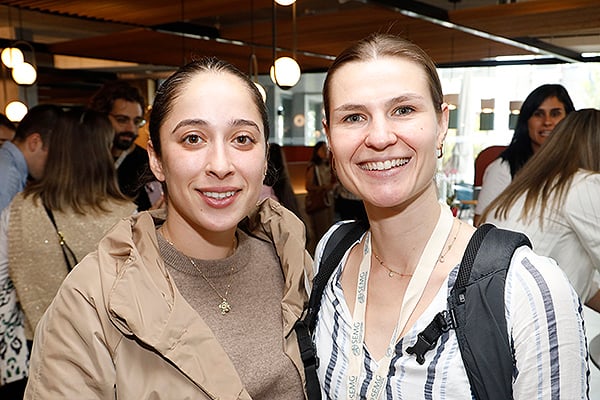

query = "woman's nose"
[206, 144, 234, 178]
[364, 117, 397, 149]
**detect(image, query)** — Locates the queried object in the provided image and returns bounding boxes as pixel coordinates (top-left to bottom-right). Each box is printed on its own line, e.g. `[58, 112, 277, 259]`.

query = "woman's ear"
[322, 119, 330, 141]
[437, 103, 450, 147]
[147, 140, 165, 182]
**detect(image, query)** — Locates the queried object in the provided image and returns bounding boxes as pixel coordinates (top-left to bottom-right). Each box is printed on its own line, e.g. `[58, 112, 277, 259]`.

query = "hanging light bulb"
[254, 81, 267, 102]
[12, 61, 37, 85]
[275, 0, 296, 5]
[1, 47, 24, 68]
[5, 101, 28, 122]
[270, 57, 301, 89]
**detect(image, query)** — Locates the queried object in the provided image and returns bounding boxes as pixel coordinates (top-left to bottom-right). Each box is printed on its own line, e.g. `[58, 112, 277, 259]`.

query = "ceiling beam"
[364, 0, 582, 63]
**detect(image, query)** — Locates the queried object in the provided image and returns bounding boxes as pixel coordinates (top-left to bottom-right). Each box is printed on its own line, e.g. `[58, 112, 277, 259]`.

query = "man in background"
[89, 80, 156, 211]
[0, 105, 63, 212]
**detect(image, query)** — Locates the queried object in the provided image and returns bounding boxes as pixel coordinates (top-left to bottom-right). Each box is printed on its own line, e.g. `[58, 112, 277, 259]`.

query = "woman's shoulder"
[507, 245, 577, 298]
[314, 220, 366, 266]
[570, 169, 600, 187]
[486, 157, 510, 175]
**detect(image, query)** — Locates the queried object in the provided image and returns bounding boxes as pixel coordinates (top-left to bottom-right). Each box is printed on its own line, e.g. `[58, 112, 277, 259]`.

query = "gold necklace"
[373, 221, 462, 278]
[372, 251, 413, 278]
[438, 221, 461, 263]
[160, 227, 237, 315]
[188, 258, 235, 315]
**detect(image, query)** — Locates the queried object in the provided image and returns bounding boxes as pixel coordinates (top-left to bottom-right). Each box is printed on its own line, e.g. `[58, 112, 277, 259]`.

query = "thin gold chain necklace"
[188, 258, 235, 315]
[161, 228, 237, 315]
[373, 221, 461, 278]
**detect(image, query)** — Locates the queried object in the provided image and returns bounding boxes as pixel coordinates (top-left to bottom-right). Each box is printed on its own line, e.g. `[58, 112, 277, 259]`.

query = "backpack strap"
[449, 224, 530, 400]
[295, 220, 369, 400]
[407, 223, 531, 400]
[405, 224, 494, 364]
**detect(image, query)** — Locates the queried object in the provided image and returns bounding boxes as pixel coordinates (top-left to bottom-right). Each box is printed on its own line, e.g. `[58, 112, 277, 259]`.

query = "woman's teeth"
[361, 158, 409, 171]
[203, 191, 236, 199]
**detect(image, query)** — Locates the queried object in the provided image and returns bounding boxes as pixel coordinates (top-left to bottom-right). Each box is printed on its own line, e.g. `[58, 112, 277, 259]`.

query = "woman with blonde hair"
[482, 108, 600, 310]
[312, 32, 587, 399]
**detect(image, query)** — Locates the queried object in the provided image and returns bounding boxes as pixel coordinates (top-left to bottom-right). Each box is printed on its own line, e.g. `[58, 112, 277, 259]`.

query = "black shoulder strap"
[449, 224, 530, 400]
[311, 222, 367, 321]
[405, 225, 494, 364]
[295, 220, 368, 400]
[407, 223, 531, 400]
[43, 204, 79, 272]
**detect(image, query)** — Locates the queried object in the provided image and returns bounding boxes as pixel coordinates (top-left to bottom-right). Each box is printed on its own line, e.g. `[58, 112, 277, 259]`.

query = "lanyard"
[346, 202, 454, 400]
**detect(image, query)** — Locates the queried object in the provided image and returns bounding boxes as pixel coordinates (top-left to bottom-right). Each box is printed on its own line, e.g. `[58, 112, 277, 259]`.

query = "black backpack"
[294, 221, 531, 400]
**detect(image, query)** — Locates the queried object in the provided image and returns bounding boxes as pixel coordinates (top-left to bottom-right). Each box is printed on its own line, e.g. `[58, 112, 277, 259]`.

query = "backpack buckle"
[406, 311, 455, 365]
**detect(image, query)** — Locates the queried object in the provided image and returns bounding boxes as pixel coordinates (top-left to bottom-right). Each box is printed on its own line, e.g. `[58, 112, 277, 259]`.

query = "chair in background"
[473, 145, 507, 199]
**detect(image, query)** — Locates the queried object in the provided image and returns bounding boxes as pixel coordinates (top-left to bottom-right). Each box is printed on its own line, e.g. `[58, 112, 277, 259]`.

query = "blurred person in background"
[482, 108, 600, 312]
[0, 105, 63, 212]
[0, 109, 136, 398]
[262, 143, 301, 218]
[474, 84, 575, 226]
[89, 80, 161, 211]
[0, 113, 16, 147]
[305, 141, 335, 254]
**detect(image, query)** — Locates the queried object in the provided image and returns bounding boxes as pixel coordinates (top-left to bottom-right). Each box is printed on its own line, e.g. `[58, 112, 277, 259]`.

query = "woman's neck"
[160, 220, 237, 260]
[366, 188, 443, 273]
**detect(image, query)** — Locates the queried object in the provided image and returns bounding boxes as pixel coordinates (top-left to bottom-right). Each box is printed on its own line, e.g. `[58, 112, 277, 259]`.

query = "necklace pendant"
[388, 271, 395, 278]
[219, 299, 231, 315]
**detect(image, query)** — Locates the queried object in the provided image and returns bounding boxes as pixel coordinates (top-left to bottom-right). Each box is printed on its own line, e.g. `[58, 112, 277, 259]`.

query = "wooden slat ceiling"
[1, 0, 599, 104]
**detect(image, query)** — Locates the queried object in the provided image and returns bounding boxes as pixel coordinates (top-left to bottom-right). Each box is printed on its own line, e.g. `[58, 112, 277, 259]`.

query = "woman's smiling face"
[149, 71, 267, 236]
[527, 95, 567, 153]
[325, 56, 448, 209]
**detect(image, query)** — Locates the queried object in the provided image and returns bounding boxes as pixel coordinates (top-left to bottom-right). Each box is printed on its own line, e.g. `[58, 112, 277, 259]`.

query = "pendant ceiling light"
[270, 0, 301, 90]
[1, 8, 38, 86]
[5, 100, 28, 122]
[1, 47, 24, 68]
[12, 60, 36, 85]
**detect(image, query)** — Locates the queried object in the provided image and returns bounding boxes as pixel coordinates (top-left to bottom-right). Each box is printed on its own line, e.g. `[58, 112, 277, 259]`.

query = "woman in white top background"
[313, 32, 588, 399]
[482, 108, 600, 311]
[474, 84, 575, 226]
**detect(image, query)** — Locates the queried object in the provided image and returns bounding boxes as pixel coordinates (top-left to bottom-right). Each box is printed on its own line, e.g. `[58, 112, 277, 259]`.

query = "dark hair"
[149, 56, 269, 158]
[310, 141, 329, 165]
[265, 143, 300, 216]
[0, 113, 16, 131]
[13, 104, 63, 148]
[24, 109, 127, 213]
[323, 33, 443, 125]
[88, 80, 146, 115]
[483, 108, 600, 225]
[500, 84, 575, 177]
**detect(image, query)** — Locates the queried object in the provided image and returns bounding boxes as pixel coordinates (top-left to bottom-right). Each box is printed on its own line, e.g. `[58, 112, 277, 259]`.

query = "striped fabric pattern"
[313, 223, 589, 399]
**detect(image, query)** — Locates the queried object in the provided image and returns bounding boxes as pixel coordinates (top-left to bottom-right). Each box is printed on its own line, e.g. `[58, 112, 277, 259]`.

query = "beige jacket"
[25, 199, 313, 399]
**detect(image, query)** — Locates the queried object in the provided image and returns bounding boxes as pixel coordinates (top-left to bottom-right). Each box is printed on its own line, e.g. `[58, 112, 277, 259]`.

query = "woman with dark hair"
[304, 141, 336, 254]
[0, 109, 136, 396]
[23, 57, 312, 399]
[474, 84, 575, 225]
[482, 109, 600, 310]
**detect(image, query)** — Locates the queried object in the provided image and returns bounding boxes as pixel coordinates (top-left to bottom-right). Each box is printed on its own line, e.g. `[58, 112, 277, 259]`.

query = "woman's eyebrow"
[171, 118, 208, 133]
[230, 118, 260, 131]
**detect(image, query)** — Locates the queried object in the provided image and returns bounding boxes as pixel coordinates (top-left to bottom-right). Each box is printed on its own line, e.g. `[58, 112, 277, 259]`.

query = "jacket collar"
[104, 199, 312, 398]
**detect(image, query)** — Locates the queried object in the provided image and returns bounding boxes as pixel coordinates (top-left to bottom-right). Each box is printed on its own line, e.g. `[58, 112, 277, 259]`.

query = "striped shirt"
[313, 222, 589, 399]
